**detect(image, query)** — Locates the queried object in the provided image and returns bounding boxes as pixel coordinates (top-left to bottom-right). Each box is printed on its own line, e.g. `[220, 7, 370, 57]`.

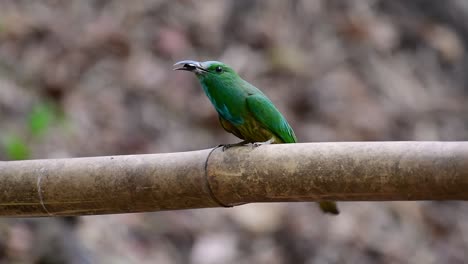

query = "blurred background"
[1, 0, 468, 263]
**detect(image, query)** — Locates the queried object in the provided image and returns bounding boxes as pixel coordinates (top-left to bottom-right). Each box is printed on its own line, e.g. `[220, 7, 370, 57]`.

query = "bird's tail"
[318, 201, 340, 215]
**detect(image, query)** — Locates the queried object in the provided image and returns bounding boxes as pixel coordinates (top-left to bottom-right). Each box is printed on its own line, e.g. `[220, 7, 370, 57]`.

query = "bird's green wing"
[246, 94, 297, 143]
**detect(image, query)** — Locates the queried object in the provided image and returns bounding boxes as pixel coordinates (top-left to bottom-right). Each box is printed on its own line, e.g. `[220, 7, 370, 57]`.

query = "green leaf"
[4, 136, 30, 160]
[28, 103, 55, 137]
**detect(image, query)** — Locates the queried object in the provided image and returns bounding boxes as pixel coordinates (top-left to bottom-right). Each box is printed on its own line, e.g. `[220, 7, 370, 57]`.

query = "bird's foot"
[251, 139, 274, 148]
[218, 140, 249, 151]
[221, 144, 233, 151]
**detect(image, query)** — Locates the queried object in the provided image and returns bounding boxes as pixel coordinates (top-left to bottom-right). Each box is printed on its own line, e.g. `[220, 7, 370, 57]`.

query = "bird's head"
[173, 60, 238, 81]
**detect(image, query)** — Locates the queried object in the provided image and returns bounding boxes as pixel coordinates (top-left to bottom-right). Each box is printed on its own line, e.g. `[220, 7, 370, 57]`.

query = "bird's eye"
[215, 66, 223, 73]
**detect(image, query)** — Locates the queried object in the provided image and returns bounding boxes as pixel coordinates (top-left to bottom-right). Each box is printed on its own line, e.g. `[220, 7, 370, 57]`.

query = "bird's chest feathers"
[200, 81, 246, 126]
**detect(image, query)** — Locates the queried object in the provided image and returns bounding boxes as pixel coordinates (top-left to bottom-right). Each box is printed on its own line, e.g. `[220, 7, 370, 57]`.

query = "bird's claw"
[217, 141, 250, 151]
[222, 144, 232, 151]
[252, 142, 263, 148]
[251, 139, 273, 148]
[216, 144, 234, 152]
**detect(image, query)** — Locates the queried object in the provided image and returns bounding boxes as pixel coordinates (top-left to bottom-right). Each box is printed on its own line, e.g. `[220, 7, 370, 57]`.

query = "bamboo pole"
[0, 142, 467, 217]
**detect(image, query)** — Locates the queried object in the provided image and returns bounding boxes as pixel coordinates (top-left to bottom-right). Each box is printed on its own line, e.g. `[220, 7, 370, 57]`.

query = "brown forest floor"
[1, 1, 468, 263]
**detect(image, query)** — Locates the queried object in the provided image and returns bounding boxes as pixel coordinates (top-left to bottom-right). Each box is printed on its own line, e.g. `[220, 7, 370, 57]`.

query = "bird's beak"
[173, 60, 208, 74]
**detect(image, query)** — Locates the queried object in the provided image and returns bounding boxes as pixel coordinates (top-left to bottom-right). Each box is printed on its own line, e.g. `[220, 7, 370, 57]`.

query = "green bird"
[174, 60, 339, 215]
